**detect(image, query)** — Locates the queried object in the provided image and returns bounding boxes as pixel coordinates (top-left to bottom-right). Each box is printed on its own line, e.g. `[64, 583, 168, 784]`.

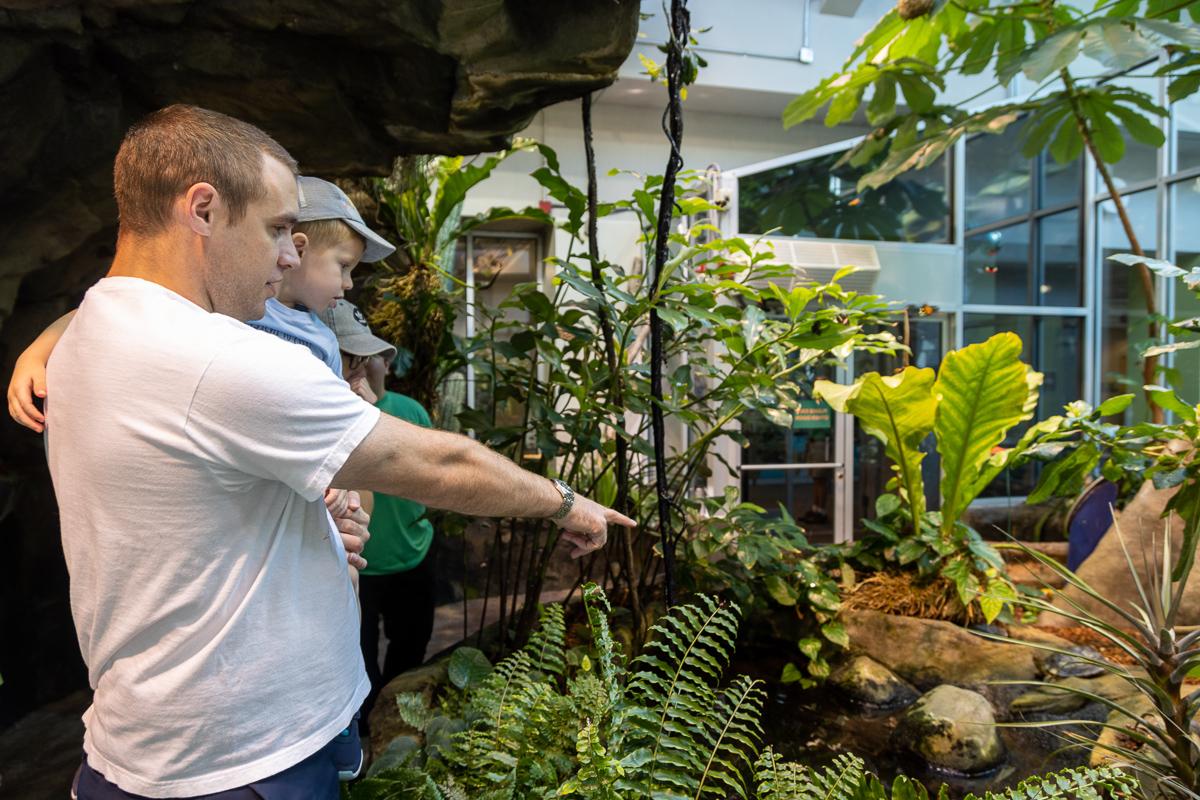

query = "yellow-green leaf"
[934, 333, 1036, 537]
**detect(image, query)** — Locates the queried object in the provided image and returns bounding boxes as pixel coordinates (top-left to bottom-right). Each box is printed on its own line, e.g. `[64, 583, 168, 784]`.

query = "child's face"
[281, 235, 365, 311]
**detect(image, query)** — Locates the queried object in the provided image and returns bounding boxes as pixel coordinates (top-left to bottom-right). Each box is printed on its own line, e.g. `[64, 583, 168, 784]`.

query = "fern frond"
[524, 602, 567, 678]
[394, 691, 435, 732]
[583, 582, 625, 712]
[962, 765, 1138, 800]
[616, 595, 743, 798]
[694, 675, 766, 799]
[754, 750, 867, 800]
[344, 764, 453, 800]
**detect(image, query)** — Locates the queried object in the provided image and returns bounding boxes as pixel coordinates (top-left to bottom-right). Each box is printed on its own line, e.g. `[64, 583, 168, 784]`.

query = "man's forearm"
[333, 415, 563, 520]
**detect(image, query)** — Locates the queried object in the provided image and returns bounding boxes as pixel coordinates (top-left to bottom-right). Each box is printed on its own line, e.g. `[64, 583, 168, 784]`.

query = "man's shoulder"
[65, 278, 255, 361]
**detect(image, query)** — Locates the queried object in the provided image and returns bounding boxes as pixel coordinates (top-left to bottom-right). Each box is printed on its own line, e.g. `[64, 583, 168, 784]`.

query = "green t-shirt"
[360, 391, 435, 575]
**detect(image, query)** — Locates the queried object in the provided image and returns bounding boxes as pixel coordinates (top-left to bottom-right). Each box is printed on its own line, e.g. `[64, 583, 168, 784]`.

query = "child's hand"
[349, 376, 377, 405]
[7, 349, 48, 432]
[326, 488, 370, 570]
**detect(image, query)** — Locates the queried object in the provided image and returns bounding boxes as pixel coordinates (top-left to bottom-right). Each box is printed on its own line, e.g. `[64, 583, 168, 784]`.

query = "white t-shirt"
[45, 277, 381, 797]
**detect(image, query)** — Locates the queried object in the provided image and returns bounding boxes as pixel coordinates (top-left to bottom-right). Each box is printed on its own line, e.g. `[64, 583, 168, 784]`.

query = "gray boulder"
[898, 685, 1005, 773]
[830, 655, 918, 708]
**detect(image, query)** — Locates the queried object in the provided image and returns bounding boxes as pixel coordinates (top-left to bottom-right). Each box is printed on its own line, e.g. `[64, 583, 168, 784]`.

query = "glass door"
[739, 363, 851, 543]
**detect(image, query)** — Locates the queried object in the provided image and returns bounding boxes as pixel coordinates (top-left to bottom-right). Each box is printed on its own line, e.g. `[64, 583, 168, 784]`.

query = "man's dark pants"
[74, 717, 360, 799]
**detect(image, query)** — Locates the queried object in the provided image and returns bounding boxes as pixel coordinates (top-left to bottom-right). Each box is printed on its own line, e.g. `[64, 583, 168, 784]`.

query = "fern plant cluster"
[348, 585, 1135, 800]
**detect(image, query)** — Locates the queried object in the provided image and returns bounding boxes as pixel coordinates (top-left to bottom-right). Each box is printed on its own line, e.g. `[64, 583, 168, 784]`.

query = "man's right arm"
[332, 414, 634, 558]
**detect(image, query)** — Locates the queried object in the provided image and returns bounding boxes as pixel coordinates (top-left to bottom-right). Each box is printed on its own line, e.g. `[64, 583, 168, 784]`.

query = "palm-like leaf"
[815, 368, 935, 525]
[934, 332, 1040, 537]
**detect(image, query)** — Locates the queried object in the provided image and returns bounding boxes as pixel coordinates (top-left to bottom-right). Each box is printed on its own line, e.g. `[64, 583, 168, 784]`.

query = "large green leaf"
[815, 367, 936, 524]
[934, 333, 1038, 536]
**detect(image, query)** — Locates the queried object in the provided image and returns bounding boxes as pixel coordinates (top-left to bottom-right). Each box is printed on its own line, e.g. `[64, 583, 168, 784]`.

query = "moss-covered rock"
[830, 655, 919, 708]
[898, 685, 1005, 774]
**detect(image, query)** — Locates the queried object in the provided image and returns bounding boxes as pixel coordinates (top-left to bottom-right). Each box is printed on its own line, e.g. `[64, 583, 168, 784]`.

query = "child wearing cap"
[246, 176, 396, 374]
[320, 300, 438, 741]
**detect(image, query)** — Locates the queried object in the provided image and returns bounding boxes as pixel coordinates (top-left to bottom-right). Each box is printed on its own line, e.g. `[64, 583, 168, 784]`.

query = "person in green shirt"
[320, 300, 437, 737]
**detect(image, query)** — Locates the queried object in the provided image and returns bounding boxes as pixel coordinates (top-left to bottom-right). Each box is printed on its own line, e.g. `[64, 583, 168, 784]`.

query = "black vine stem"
[652, 0, 690, 608]
[582, 93, 641, 630]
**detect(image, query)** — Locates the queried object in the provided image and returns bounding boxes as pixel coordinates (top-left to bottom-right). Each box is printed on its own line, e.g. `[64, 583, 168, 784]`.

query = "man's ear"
[293, 231, 308, 258]
[183, 182, 219, 236]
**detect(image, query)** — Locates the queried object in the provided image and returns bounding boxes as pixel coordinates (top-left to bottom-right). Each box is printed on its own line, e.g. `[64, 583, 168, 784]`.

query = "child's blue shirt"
[247, 299, 341, 376]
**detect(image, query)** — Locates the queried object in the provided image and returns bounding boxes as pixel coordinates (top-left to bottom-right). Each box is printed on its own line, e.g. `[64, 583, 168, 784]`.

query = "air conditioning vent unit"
[743, 236, 881, 294]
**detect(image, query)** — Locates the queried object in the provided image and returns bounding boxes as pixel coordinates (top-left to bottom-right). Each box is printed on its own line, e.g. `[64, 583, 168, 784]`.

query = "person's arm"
[7, 310, 76, 432]
[332, 415, 633, 557]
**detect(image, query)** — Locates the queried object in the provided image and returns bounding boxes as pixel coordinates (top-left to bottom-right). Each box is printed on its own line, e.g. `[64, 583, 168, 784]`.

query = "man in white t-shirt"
[43, 105, 632, 799]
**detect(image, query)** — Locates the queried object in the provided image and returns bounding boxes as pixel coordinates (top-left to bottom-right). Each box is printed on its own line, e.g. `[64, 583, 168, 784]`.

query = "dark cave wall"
[0, 0, 639, 726]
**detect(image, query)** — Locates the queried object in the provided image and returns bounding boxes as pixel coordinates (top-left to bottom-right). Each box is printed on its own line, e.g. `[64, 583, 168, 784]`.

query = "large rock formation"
[842, 609, 1038, 688]
[0, 0, 638, 728]
[0, 0, 640, 330]
[1041, 479, 1200, 628]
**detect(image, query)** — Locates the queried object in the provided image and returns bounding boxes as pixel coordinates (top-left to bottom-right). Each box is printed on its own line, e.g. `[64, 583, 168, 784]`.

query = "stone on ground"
[830, 655, 919, 708]
[897, 685, 1005, 773]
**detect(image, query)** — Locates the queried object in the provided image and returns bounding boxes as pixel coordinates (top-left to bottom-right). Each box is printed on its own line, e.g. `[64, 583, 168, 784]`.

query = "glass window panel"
[473, 236, 538, 330]
[1101, 127, 1160, 191]
[1171, 180, 1200, 401]
[1039, 316, 1085, 420]
[1175, 92, 1200, 173]
[965, 222, 1031, 305]
[1041, 152, 1081, 209]
[1096, 69, 1161, 191]
[1099, 189, 1159, 422]
[737, 150, 950, 243]
[1038, 209, 1082, 307]
[965, 123, 1032, 229]
[742, 466, 836, 542]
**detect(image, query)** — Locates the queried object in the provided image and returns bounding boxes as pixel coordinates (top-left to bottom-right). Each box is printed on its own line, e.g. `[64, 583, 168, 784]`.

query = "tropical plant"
[456, 145, 900, 645]
[783, 0, 1200, 420]
[755, 749, 1135, 800]
[996, 521, 1200, 799]
[363, 145, 550, 411]
[349, 586, 1133, 800]
[813, 332, 1043, 621]
[682, 489, 850, 685]
[1012, 245, 1200, 583]
[348, 584, 769, 799]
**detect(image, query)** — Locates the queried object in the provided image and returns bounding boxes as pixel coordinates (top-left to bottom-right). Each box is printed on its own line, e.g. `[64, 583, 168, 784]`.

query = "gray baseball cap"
[318, 300, 398, 362]
[296, 176, 397, 263]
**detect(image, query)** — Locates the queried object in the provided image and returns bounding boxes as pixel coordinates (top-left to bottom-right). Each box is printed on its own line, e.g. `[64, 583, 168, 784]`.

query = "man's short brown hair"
[113, 105, 299, 237]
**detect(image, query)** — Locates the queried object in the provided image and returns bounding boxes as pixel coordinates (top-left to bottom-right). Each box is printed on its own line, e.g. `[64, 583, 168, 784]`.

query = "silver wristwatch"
[550, 479, 575, 520]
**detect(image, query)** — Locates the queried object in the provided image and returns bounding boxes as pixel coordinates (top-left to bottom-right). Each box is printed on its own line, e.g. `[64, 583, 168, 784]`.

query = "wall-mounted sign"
[793, 398, 832, 430]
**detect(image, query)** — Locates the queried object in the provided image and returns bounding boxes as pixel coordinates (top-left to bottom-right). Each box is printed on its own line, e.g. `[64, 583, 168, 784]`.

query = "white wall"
[466, 93, 872, 272]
